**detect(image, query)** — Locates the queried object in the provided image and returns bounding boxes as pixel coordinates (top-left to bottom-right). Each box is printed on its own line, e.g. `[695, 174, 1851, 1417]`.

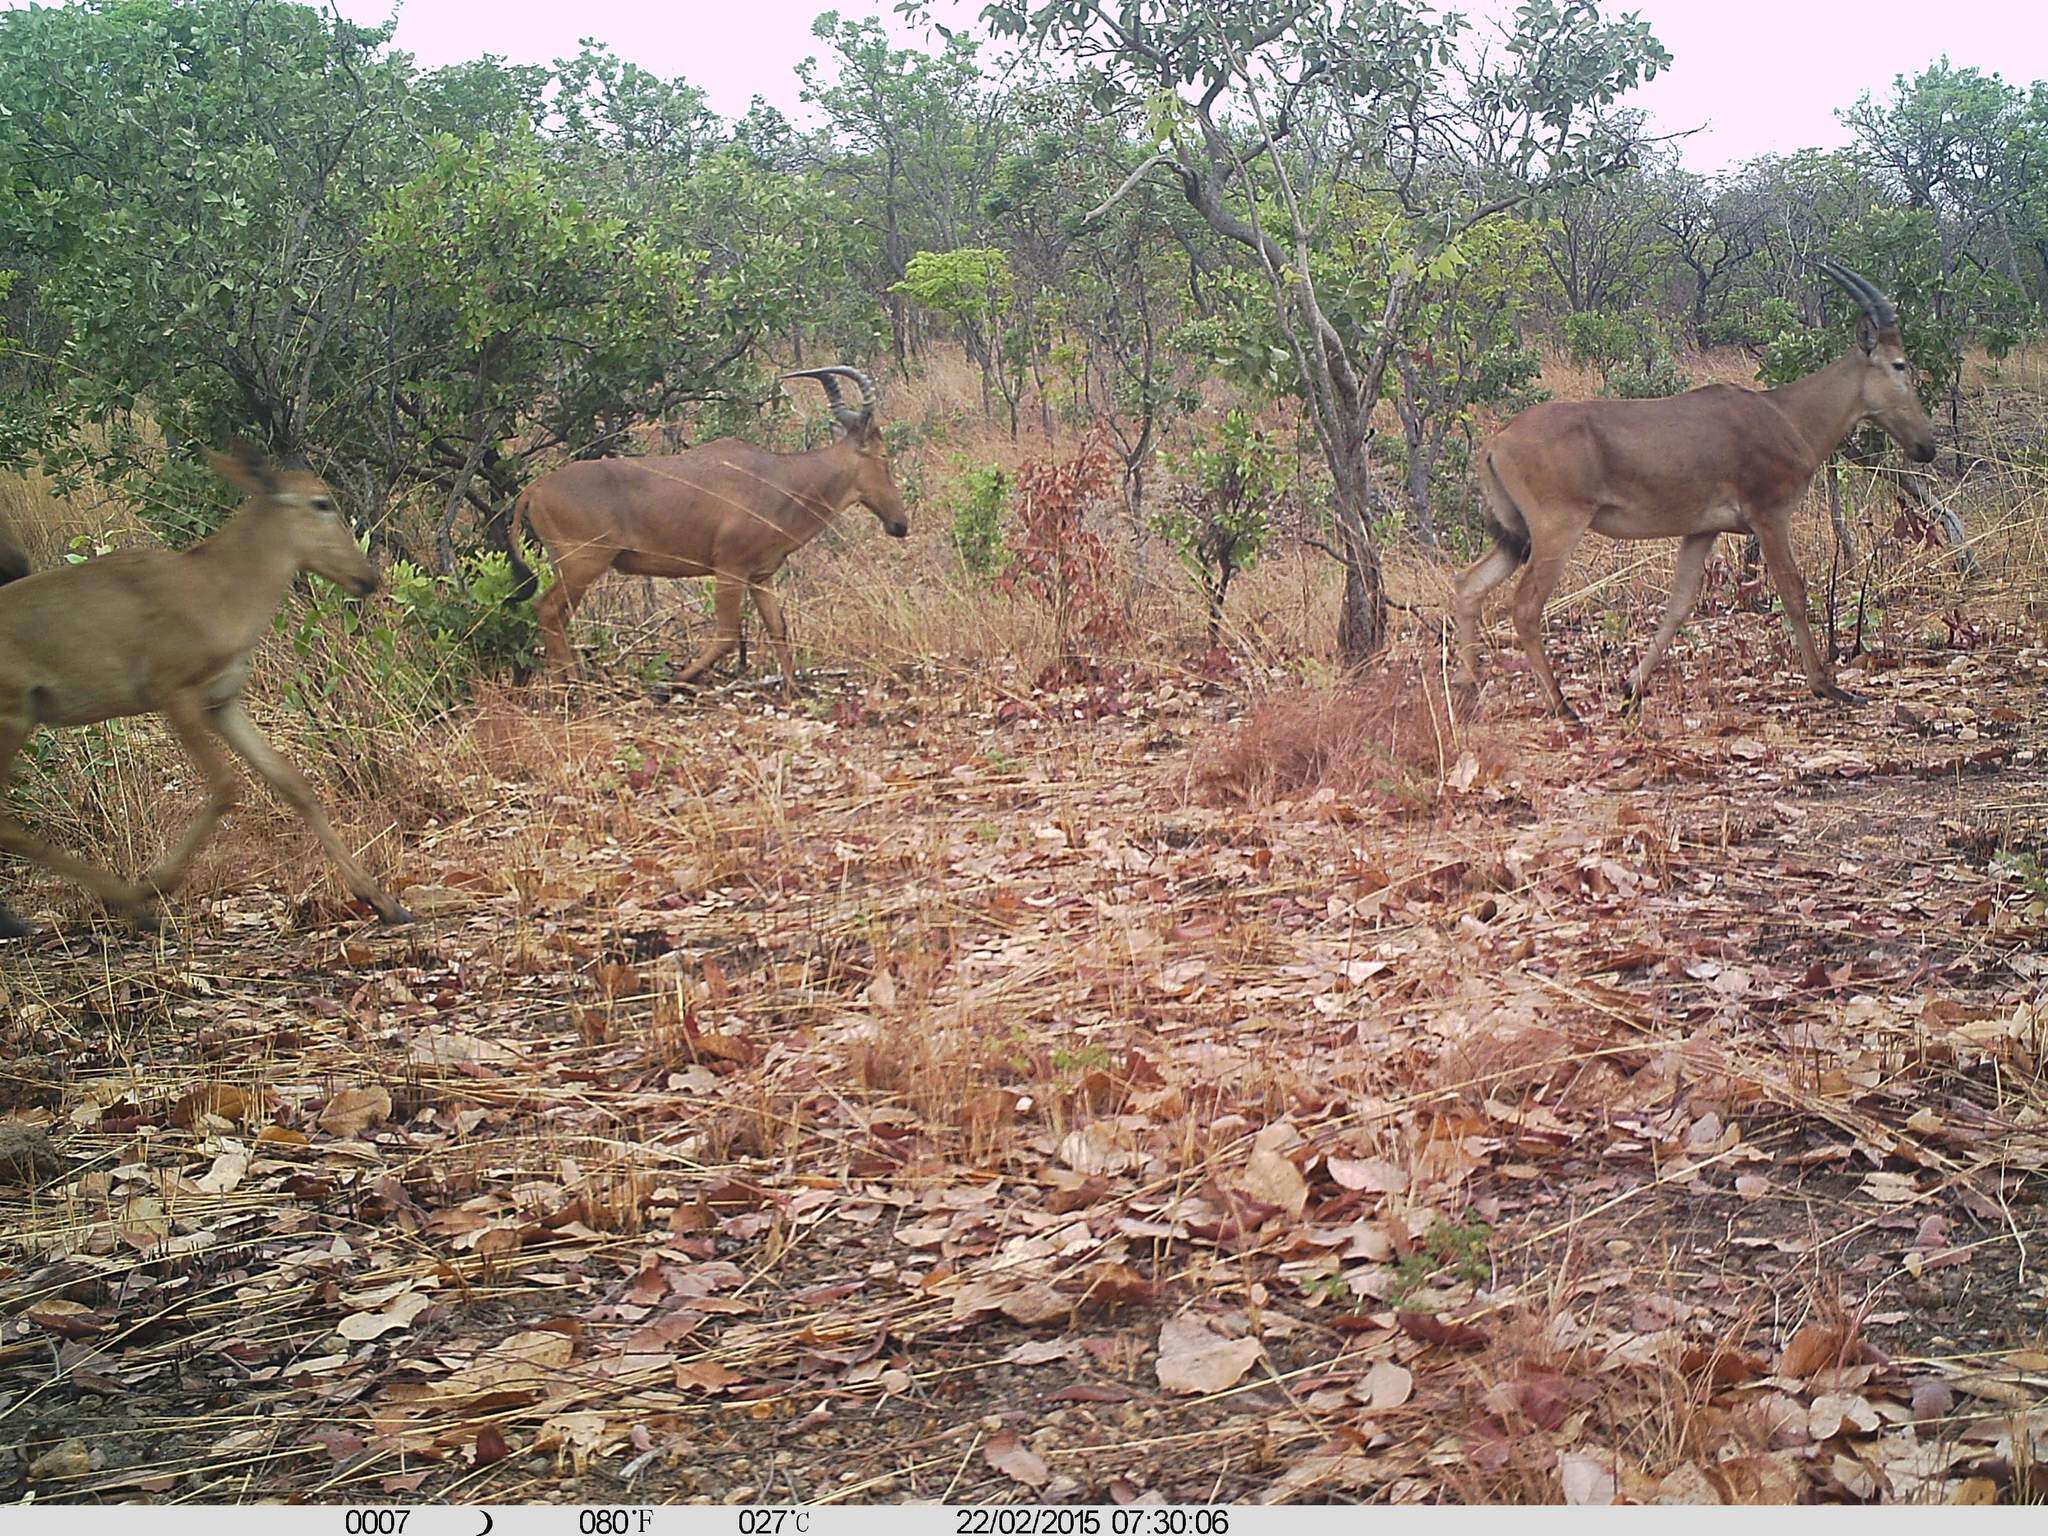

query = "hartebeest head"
[784, 366, 910, 539]
[1816, 260, 1937, 465]
[207, 443, 381, 596]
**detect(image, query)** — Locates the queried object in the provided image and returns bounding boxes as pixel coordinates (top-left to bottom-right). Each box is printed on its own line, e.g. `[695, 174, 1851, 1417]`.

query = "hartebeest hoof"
[1817, 684, 1869, 707]
[376, 902, 415, 927]
[120, 899, 163, 934]
[0, 904, 33, 940]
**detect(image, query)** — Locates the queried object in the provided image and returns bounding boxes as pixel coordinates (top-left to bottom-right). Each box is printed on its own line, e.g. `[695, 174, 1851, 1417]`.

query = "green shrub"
[952, 463, 1009, 577]
[1156, 409, 1285, 644]
[385, 548, 540, 686]
[1566, 308, 1690, 398]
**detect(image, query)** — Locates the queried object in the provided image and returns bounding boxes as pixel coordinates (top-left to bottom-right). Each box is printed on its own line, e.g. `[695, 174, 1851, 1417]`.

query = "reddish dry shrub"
[1196, 666, 1498, 809]
[998, 427, 1130, 682]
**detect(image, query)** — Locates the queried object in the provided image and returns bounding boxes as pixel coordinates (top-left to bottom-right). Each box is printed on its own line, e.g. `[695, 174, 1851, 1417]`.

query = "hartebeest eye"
[311, 496, 336, 512]
[1892, 362, 1908, 373]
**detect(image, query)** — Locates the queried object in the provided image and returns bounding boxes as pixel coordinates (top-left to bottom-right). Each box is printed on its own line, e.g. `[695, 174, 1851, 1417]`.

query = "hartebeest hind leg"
[0, 717, 151, 934]
[209, 699, 411, 923]
[675, 574, 744, 687]
[1452, 541, 1526, 700]
[534, 555, 611, 675]
[1751, 513, 1863, 706]
[1623, 532, 1717, 706]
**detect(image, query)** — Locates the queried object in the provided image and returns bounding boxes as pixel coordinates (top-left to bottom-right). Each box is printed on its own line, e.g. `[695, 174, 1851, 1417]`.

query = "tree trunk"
[1404, 429, 1439, 551]
[434, 432, 495, 575]
[1331, 475, 1387, 666]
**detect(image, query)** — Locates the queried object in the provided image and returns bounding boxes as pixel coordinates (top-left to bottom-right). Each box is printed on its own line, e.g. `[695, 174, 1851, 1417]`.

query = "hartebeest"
[0, 444, 410, 936]
[511, 366, 909, 690]
[1454, 262, 1937, 720]
[0, 517, 26, 586]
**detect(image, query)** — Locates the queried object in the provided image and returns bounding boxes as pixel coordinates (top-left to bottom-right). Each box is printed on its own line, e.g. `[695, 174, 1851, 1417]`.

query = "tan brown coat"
[1454, 262, 1937, 719]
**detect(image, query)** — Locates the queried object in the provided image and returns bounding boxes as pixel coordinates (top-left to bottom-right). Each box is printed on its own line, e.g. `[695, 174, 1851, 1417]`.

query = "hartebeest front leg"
[1751, 513, 1864, 706]
[1623, 531, 1717, 707]
[134, 691, 244, 918]
[209, 699, 412, 924]
[749, 580, 797, 696]
[675, 574, 744, 687]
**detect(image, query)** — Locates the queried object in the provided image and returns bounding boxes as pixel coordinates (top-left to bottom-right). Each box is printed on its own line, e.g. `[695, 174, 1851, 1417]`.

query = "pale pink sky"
[286, 2, 2048, 171]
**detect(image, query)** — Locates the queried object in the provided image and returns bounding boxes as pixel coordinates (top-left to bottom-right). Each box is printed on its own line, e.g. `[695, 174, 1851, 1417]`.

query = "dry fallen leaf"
[1558, 1451, 1618, 1505]
[674, 1360, 744, 1392]
[1156, 1314, 1262, 1395]
[337, 1288, 432, 1341]
[1326, 1156, 1407, 1193]
[983, 1431, 1051, 1490]
[25, 1300, 106, 1339]
[1778, 1322, 1850, 1379]
[1360, 1360, 1413, 1409]
[1807, 1392, 1880, 1440]
[434, 1329, 574, 1406]
[318, 1085, 393, 1138]
[1236, 1146, 1308, 1217]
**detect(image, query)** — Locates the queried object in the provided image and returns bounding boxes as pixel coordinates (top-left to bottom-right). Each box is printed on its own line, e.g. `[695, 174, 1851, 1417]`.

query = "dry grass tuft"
[1194, 664, 1500, 809]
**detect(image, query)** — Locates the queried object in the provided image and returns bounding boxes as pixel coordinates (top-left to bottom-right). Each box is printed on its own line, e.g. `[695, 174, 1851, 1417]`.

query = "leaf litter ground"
[2, 610, 2046, 1504]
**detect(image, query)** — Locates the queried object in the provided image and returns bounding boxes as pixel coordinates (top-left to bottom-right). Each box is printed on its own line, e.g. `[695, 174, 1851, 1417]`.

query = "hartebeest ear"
[207, 439, 280, 495]
[1856, 312, 1880, 356]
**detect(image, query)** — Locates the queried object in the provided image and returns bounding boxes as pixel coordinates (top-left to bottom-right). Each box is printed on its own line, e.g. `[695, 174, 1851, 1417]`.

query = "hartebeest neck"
[769, 440, 868, 543]
[181, 505, 308, 653]
[1764, 352, 1869, 477]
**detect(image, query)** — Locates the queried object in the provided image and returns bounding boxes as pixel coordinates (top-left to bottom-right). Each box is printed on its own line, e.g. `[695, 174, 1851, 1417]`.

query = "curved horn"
[783, 366, 877, 433]
[785, 365, 877, 411]
[1814, 259, 1899, 332]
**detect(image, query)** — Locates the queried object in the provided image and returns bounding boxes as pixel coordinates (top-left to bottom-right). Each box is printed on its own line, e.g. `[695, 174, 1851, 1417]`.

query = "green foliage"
[1390, 1217, 1494, 1309]
[951, 464, 1010, 577]
[1566, 309, 1690, 398]
[895, 248, 1013, 319]
[1156, 410, 1285, 643]
[386, 551, 541, 684]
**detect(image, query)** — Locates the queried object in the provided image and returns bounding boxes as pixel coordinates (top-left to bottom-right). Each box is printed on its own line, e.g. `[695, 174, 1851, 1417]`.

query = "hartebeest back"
[511, 366, 909, 691]
[1454, 262, 1937, 720]
[0, 444, 410, 935]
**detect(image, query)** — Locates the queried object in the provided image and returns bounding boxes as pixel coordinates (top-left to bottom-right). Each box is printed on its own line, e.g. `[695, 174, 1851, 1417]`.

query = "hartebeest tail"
[1478, 453, 1533, 567]
[0, 443, 411, 935]
[516, 365, 909, 693]
[1454, 261, 1937, 721]
[0, 516, 28, 585]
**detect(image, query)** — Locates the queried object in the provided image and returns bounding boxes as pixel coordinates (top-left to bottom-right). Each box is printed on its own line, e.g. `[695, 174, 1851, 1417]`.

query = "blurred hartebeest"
[0, 444, 411, 936]
[511, 366, 909, 691]
[0, 511, 27, 586]
[1453, 262, 1937, 719]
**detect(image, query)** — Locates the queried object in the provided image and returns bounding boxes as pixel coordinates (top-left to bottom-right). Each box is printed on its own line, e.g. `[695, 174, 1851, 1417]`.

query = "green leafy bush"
[952, 464, 1009, 577]
[1156, 409, 1286, 644]
[1565, 308, 1690, 398]
[385, 549, 541, 687]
